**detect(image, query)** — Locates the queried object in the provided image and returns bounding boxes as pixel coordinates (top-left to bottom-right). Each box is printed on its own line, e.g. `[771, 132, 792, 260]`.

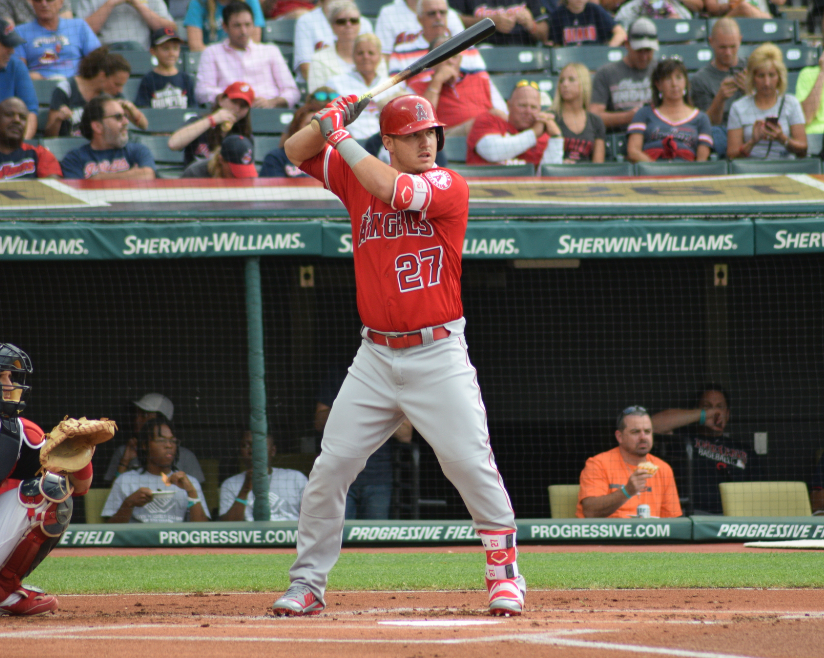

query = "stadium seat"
[719, 481, 812, 516]
[541, 162, 634, 176]
[354, 0, 388, 17]
[652, 19, 707, 43]
[550, 45, 623, 74]
[548, 484, 580, 518]
[122, 77, 142, 102]
[449, 163, 535, 176]
[200, 458, 220, 515]
[254, 135, 282, 163]
[120, 50, 154, 76]
[132, 134, 185, 178]
[41, 137, 87, 161]
[479, 46, 548, 73]
[780, 44, 820, 70]
[263, 18, 297, 44]
[443, 135, 467, 163]
[659, 44, 714, 72]
[250, 107, 295, 134]
[787, 69, 800, 96]
[83, 488, 111, 524]
[716, 18, 797, 43]
[605, 132, 628, 161]
[139, 108, 201, 133]
[489, 73, 557, 102]
[32, 78, 59, 106]
[183, 50, 201, 76]
[807, 133, 823, 158]
[728, 158, 822, 175]
[634, 160, 729, 176]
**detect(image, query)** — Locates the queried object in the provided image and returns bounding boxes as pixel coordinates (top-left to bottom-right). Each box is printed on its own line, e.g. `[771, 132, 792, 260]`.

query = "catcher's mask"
[0, 343, 32, 417]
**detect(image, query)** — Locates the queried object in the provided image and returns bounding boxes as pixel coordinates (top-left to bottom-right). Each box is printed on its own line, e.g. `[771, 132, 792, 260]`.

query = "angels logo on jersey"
[424, 168, 452, 190]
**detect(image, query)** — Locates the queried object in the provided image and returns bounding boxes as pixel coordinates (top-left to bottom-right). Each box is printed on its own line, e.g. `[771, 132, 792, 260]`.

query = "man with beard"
[577, 405, 682, 519]
[60, 94, 155, 179]
[0, 97, 61, 180]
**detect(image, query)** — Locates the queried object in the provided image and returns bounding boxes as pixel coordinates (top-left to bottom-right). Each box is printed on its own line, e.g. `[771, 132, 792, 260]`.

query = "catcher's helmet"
[0, 343, 32, 417]
[379, 95, 445, 151]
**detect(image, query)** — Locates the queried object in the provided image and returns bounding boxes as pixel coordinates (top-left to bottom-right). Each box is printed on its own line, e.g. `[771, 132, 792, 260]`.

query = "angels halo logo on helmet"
[379, 95, 446, 152]
[0, 343, 32, 417]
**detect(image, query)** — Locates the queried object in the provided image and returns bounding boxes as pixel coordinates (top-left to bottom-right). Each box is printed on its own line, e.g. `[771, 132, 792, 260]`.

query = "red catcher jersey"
[301, 146, 469, 333]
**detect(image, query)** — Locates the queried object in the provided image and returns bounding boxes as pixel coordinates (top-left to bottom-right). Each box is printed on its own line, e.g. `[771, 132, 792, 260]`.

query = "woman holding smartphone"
[727, 43, 807, 160]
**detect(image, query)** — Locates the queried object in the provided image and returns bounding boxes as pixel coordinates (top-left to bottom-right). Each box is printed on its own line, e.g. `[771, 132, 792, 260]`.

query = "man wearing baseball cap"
[182, 134, 258, 178]
[135, 26, 197, 108]
[590, 17, 658, 131]
[0, 19, 38, 139]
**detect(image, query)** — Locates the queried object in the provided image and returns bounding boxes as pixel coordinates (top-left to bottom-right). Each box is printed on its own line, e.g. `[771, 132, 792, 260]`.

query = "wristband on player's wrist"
[336, 135, 369, 168]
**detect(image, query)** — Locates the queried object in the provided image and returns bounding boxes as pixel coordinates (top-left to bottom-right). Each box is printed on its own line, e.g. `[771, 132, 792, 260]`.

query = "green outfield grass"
[37, 552, 824, 594]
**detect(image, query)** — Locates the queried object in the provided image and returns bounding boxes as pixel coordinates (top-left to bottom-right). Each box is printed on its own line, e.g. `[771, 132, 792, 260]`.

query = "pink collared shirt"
[195, 39, 301, 106]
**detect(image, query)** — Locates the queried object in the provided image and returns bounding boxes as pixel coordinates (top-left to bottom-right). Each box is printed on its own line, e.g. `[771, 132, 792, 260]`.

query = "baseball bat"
[357, 18, 496, 104]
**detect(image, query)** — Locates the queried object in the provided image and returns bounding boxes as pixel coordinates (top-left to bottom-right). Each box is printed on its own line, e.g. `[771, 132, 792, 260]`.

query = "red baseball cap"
[223, 81, 255, 106]
[221, 135, 258, 178]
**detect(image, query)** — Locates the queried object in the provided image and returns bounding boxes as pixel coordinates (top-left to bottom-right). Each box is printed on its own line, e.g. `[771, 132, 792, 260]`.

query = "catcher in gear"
[0, 344, 116, 616]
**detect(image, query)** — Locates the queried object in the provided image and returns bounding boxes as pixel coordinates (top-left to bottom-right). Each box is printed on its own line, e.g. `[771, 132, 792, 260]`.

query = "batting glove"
[313, 106, 346, 140]
[332, 94, 369, 127]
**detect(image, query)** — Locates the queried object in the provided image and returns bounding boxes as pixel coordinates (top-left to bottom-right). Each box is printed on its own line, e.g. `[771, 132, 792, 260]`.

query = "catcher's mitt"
[39, 416, 118, 474]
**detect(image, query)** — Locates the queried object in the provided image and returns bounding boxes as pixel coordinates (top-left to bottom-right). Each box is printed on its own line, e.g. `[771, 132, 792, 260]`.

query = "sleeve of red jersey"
[33, 145, 62, 178]
[420, 167, 469, 223]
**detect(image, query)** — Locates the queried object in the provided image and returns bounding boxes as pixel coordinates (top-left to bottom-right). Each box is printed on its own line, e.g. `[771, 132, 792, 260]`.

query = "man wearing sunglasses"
[60, 94, 156, 179]
[577, 406, 682, 519]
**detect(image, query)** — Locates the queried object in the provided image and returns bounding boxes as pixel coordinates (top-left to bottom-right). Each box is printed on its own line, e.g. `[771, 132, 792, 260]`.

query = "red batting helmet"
[379, 95, 445, 151]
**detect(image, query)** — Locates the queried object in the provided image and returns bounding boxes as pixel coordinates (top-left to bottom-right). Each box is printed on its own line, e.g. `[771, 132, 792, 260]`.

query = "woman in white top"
[307, 0, 361, 93]
[727, 43, 807, 160]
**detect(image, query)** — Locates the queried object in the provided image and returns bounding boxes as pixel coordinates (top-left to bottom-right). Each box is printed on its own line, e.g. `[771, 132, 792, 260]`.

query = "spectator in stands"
[0, 97, 61, 179]
[60, 94, 156, 179]
[727, 43, 807, 160]
[218, 430, 308, 521]
[0, 19, 37, 139]
[182, 133, 258, 176]
[104, 393, 206, 485]
[0, 0, 72, 28]
[169, 80, 254, 166]
[195, 1, 300, 107]
[376, 0, 464, 64]
[452, 0, 548, 46]
[548, 0, 625, 47]
[326, 34, 403, 139]
[76, 0, 176, 51]
[652, 385, 761, 515]
[47, 46, 147, 137]
[307, 0, 370, 93]
[590, 18, 657, 134]
[577, 405, 682, 519]
[404, 34, 506, 136]
[627, 58, 712, 162]
[185, 0, 265, 51]
[293, 0, 373, 83]
[135, 27, 197, 109]
[260, 87, 333, 176]
[795, 23, 824, 135]
[704, 0, 778, 19]
[690, 17, 745, 158]
[553, 63, 606, 163]
[614, 0, 701, 29]
[13, 0, 100, 80]
[102, 418, 210, 523]
[263, 0, 313, 19]
[467, 80, 563, 168]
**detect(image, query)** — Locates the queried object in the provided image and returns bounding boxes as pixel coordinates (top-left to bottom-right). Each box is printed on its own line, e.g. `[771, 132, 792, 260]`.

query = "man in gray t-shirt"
[76, 0, 176, 51]
[590, 17, 657, 132]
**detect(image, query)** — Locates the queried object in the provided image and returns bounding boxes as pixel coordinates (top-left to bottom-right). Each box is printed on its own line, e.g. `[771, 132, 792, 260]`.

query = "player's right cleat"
[272, 584, 325, 616]
[0, 586, 58, 616]
[487, 578, 524, 617]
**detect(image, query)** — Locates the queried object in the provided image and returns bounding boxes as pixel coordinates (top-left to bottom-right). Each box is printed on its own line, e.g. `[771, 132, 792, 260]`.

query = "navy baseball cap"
[151, 26, 182, 47]
[221, 135, 258, 178]
[0, 19, 25, 48]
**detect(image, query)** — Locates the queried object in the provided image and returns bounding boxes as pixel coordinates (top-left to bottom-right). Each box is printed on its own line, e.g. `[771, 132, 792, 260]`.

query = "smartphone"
[765, 116, 779, 126]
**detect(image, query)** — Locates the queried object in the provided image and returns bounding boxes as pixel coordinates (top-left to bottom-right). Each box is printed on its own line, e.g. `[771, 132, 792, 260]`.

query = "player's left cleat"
[272, 584, 325, 616]
[0, 586, 58, 616]
[488, 577, 525, 617]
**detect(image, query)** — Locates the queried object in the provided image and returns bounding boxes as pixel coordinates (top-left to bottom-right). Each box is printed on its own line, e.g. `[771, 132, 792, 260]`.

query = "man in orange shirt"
[577, 405, 682, 519]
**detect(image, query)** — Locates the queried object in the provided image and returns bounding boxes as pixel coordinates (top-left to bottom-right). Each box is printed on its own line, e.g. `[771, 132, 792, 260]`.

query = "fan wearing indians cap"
[181, 133, 258, 178]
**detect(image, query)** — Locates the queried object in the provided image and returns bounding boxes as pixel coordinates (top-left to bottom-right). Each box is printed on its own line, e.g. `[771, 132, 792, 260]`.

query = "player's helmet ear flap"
[379, 95, 446, 151]
[0, 343, 32, 417]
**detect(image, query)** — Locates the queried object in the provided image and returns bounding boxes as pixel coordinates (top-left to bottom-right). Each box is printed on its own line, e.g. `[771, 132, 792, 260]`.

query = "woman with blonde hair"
[727, 43, 807, 160]
[553, 62, 606, 163]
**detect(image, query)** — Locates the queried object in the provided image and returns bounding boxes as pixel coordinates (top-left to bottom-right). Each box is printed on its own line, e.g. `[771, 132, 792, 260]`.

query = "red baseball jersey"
[0, 144, 62, 180]
[301, 146, 469, 333]
[407, 71, 494, 129]
[466, 112, 549, 166]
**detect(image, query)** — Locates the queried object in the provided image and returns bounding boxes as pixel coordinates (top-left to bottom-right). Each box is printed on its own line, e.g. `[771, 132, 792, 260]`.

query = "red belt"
[367, 326, 450, 349]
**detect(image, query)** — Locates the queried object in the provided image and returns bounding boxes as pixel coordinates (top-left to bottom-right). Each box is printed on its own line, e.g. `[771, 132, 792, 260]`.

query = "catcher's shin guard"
[479, 529, 525, 616]
[0, 476, 73, 599]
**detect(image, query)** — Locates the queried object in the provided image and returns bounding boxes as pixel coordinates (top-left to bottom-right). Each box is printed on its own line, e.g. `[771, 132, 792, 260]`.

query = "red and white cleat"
[0, 586, 58, 616]
[272, 584, 325, 616]
[488, 577, 525, 617]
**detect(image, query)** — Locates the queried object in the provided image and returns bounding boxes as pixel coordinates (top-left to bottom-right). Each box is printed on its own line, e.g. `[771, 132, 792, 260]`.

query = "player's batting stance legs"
[273, 92, 524, 617]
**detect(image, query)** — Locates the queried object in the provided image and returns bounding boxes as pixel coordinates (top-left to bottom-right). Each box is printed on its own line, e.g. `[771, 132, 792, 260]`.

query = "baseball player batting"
[271, 94, 525, 617]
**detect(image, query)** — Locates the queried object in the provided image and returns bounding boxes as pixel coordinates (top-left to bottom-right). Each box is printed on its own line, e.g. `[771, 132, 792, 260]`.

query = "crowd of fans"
[0, 0, 823, 180]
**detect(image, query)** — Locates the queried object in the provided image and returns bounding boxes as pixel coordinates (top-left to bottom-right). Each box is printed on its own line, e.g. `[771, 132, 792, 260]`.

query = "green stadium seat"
[443, 135, 467, 163]
[780, 44, 820, 70]
[120, 50, 154, 76]
[719, 481, 812, 516]
[184, 50, 201, 76]
[250, 107, 295, 134]
[728, 158, 822, 175]
[479, 46, 548, 73]
[550, 45, 623, 74]
[41, 137, 87, 161]
[122, 77, 142, 103]
[634, 160, 729, 176]
[715, 18, 797, 43]
[489, 73, 557, 101]
[354, 0, 388, 17]
[605, 132, 628, 162]
[652, 19, 707, 43]
[659, 44, 714, 72]
[138, 108, 202, 133]
[787, 69, 800, 95]
[32, 78, 60, 106]
[263, 18, 297, 44]
[807, 133, 823, 158]
[449, 163, 535, 176]
[132, 134, 185, 178]
[254, 135, 283, 163]
[541, 162, 634, 177]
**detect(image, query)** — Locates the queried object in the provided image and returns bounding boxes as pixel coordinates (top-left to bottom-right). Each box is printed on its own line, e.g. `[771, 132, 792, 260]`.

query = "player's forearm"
[580, 491, 628, 518]
[650, 408, 701, 434]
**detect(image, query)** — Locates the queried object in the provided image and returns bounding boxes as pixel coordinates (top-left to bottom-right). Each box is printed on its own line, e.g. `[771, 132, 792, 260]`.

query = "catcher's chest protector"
[0, 417, 23, 483]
